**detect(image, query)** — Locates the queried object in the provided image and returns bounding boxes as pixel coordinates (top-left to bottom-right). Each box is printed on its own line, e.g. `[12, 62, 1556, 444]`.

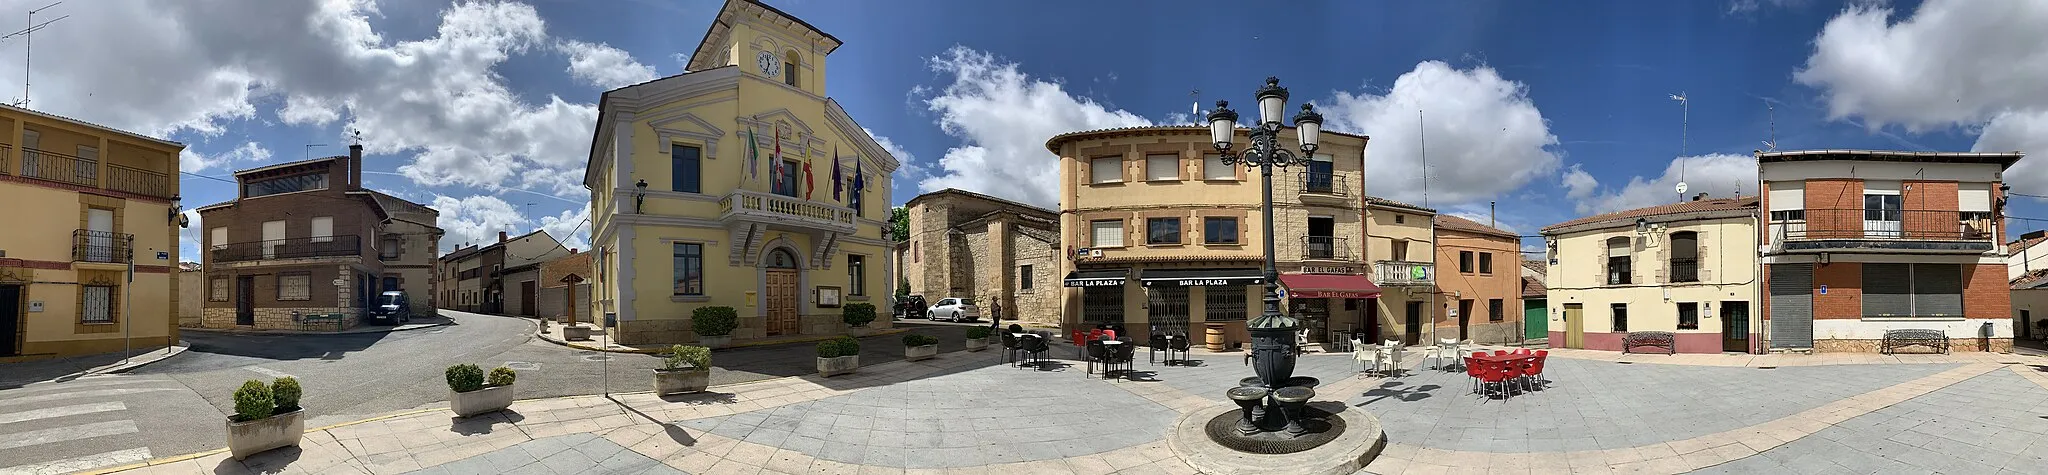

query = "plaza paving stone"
[101, 343, 2048, 474]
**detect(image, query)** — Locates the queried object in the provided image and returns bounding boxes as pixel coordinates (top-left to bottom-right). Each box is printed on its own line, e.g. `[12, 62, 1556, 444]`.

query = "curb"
[534, 327, 914, 354]
[93, 342, 191, 375]
[177, 319, 453, 337]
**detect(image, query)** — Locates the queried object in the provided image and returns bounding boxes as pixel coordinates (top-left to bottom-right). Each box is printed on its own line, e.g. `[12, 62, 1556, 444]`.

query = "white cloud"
[1561, 164, 1599, 200]
[538, 206, 593, 252]
[1794, 0, 2048, 132]
[432, 194, 528, 251]
[1324, 61, 1561, 206]
[1564, 153, 1756, 215]
[864, 127, 923, 180]
[558, 40, 658, 90]
[181, 141, 274, 173]
[913, 46, 1151, 208]
[0, 0, 646, 199]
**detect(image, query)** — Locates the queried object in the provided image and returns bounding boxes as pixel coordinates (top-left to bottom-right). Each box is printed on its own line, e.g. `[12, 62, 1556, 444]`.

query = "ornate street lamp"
[1210, 76, 1324, 391]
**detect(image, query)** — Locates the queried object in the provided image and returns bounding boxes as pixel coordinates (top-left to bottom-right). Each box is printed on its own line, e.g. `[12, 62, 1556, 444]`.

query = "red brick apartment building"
[1759, 149, 2021, 352]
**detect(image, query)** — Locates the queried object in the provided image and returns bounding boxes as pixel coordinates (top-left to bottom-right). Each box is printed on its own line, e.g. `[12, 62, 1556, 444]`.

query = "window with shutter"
[1091, 157, 1123, 184]
[1912, 264, 1962, 316]
[1091, 220, 1124, 248]
[1146, 154, 1179, 181]
[1203, 154, 1233, 180]
[1862, 263, 1911, 317]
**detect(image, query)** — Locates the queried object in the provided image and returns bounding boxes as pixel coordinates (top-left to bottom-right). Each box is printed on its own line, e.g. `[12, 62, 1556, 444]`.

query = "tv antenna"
[1670, 92, 1689, 203]
[3, 2, 68, 108]
[305, 143, 328, 160]
[1761, 99, 1778, 152]
[1190, 89, 1201, 125]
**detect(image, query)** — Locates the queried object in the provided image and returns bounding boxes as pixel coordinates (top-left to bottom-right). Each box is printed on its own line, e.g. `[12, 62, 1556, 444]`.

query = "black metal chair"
[1166, 333, 1192, 365]
[1000, 333, 1020, 364]
[1086, 340, 1109, 375]
[1019, 335, 1050, 367]
[1103, 341, 1136, 380]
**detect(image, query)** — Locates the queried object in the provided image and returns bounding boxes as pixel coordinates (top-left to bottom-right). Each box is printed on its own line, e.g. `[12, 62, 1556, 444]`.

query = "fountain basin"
[1168, 401, 1386, 475]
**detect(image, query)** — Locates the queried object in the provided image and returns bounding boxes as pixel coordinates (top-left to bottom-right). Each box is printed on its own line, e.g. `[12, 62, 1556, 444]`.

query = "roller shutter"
[1769, 264, 1814, 349]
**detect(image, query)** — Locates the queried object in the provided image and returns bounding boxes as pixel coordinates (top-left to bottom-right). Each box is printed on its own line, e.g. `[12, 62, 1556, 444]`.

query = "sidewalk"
[178, 315, 454, 336]
[0, 342, 189, 387]
[535, 324, 912, 354]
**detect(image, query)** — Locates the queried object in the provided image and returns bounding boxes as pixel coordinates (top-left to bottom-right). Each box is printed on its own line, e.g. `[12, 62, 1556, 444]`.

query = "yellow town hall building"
[584, 0, 899, 345]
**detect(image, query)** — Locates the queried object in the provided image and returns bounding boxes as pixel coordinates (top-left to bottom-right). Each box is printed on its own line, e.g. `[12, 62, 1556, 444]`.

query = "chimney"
[1693, 192, 1707, 202]
[499, 231, 509, 243]
[348, 144, 364, 190]
[569, 248, 579, 254]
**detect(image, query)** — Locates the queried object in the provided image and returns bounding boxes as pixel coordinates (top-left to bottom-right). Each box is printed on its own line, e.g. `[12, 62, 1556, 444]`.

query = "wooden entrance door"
[520, 281, 536, 317]
[236, 276, 256, 325]
[1721, 301, 1750, 353]
[765, 270, 799, 336]
[0, 285, 19, 356]
[1403, 301, 1423, 345]
[1563, 303, 1584, 349]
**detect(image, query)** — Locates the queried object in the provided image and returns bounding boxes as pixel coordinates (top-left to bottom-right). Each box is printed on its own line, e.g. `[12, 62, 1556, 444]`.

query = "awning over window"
[1064, 269, 1129, 287]
[1278, 273, 1382, 299]
[1138, 268, 1264, 287]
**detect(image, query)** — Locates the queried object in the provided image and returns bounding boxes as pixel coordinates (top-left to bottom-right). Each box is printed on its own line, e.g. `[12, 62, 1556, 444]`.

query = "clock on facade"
[756, 51, 781, 78]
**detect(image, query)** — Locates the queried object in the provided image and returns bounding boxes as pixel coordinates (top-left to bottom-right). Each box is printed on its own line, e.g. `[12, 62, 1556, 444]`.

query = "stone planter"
[562, 325, 591, 341]
[450, 385, 514, 417]
[816, 355, 859, 377]
[964, 337, 989, 352]
[226, 410, 305, 461]
[905, 344, 938, 361]
[697, 335, 732, 349]
[653, 368, 710, 395]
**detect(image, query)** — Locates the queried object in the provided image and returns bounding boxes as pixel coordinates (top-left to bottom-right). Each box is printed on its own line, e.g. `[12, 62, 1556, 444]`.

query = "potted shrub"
[654, 344, 712, 395]
[447, 364, 516, 417]
[964, 326, 992, 352]
[842, 303, 877, 329]
[226, 377, 305, 460]
[816, 336, 861, 377]
[692, 306, 740, 348]
[903, 334, 940, 361]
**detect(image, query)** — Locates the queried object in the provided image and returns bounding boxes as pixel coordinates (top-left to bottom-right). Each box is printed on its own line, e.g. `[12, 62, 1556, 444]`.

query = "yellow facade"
[0, 104, 184, 360]
[1361, 199, 1439, 345]
[1049, 125, 1377, 347]
[1542, 200, 1761, 354]
[584, 0, 898, 345]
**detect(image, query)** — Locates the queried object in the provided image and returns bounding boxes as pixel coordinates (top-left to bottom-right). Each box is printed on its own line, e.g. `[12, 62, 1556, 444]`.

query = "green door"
[1524, 299, 1547, 340]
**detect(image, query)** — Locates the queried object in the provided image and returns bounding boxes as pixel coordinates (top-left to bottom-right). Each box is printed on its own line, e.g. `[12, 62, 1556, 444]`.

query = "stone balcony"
[716, 189, 858, 235]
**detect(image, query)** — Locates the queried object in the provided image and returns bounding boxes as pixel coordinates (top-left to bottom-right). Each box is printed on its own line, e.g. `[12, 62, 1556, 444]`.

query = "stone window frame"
[1087, 216, 1128, 249]
[1193, 209, 1249, 247]
[846, 253, 866, 296]
[1088, 156, 1125, 185]
[75, 269, 122, 333]
[1143, 153, 1182, 182]
[1144, 216, 1183, 246]
[1019, 264, 1033, 291]
[1202, 152, 1244, 181]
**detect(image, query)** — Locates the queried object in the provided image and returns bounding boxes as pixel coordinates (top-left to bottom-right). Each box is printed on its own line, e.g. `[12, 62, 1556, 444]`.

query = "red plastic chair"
[1479, 360, 1512, 399]
[1072, 330, 1091, 358]
[1464, 357, 1486, 394]
[1502, 362, 1525, 399]
[1104, 329, 1118, 340]
[1494, 350, 1510, 356]
[1528, 352, 1549, 390]
[1513, 348, 1533, 355]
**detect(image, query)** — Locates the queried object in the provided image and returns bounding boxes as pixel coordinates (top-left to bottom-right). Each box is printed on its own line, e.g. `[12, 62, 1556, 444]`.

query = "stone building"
[902, 188, 1060, 325]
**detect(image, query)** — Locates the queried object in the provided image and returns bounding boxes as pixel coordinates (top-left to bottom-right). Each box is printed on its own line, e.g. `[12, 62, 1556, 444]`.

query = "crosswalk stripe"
[244, 366, 294, 379]
[0, 402, 126, 425]
[0, 447, 151, 475]
[0, 420, 138, 450]
[0, 388, 181, 408]
[2, 378, 164, 395]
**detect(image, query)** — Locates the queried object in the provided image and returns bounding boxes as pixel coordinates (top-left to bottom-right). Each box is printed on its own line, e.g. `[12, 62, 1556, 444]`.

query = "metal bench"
[297, 313, 347, 332]
[1621, 331, 1676, 355]
[1881, 329, 1949, 355]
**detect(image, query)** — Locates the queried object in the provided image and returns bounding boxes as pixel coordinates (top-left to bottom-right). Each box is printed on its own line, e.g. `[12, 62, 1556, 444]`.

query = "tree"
[887, 206, 910, 242]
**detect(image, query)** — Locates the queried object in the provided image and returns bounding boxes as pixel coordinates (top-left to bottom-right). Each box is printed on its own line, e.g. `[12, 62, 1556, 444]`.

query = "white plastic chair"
[1433, 338, 1463, 370]
[1379, 341, 1404, 376]
[1353, 342, 1380, 376]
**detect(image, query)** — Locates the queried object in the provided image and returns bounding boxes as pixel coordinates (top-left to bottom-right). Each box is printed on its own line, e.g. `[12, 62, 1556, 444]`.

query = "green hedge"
[692, 306, 740, 337]
[902, 333, 939, 347]
[842, 303, 877, 327]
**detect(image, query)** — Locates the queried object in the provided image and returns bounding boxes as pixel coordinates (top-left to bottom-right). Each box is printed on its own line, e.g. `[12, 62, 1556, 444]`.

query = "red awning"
[1278, 273, 1382, 299]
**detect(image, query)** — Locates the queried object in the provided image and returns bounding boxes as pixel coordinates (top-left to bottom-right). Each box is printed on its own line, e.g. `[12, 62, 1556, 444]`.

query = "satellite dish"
[1675, 182, 1689, 195]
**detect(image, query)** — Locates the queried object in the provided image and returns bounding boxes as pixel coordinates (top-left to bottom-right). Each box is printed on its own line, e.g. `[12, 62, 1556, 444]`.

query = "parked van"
[367, 290, 413, 324]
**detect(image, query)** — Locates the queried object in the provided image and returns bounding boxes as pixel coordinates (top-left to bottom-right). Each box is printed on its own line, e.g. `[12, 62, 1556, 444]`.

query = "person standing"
[988, 298, 1003, 337]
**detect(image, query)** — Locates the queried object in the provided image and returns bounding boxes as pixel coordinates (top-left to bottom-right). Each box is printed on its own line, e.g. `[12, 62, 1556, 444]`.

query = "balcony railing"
[22, 147, 97, 188]
[211, 235, 362, 263]
[1300, 171, 1347, 196]
[1774, 209, 1996, 241]
[1670, 258, 1699, 283]
[718, 189, 858, 233]
[73, 229, 133, 264]
[107, 163, 170, 198]
[1374, 260, 1435, 286]
[1303, 236, 1349, 260]
[0, 145, 10, 175]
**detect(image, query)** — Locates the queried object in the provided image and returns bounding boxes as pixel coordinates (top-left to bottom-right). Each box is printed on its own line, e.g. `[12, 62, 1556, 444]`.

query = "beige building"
[1541, 197, 1762, 353]
[1362, 197, 1437, 345]
[1431, 214, 1524, 345]
[900, 188, 1060, 325]
[2012, 232, 2048, 341]
[1049, 125, 1380, 348]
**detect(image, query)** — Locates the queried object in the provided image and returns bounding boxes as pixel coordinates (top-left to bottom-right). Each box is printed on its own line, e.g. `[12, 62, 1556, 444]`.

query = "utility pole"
[1670, 92, 1689, 204]
[3, 2, 67, 107]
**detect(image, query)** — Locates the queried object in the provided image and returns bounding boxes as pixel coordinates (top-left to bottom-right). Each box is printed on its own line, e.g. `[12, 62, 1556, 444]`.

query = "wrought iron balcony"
[1670, 258, 1699, 283]
[211, 235, 362, 263]
[1302, 235, 1349, 260]
[1770, 208, 1995, 253]
[1374, 260, 1435, 286]
[106, 163, 170, 198]
[717, 189, 858, 234]
[73, 229, 133, 264]
[1299, 171, 1347, 197]
[23, 147, 96, 188]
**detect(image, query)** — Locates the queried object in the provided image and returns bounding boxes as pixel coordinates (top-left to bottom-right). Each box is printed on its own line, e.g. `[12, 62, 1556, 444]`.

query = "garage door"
[1769, 264, 1814, 349]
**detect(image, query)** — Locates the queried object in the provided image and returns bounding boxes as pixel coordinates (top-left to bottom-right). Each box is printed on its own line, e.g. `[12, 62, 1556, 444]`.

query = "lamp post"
[1209, 76, 1324, 390]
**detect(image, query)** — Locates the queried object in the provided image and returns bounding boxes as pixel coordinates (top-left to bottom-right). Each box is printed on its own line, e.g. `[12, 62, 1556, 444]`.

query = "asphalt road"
[0, 310, 983, 473]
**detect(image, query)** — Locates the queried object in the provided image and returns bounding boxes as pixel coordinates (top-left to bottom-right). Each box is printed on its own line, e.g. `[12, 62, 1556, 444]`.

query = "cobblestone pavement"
[101, 342, 2048, 474]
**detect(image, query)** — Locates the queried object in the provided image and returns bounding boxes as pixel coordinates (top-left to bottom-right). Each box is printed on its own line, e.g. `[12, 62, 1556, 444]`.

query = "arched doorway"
[763, 248, 801, 337]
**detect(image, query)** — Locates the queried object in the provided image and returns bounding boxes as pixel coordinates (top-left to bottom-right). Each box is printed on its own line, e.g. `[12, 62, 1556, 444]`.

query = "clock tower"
[685, 0, 843, 97]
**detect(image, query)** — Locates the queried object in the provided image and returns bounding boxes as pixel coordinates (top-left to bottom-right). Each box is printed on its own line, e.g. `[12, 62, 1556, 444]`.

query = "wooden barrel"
[1205, 323, 1226, 351]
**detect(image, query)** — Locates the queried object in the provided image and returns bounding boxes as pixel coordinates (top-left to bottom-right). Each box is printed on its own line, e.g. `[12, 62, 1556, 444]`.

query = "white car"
[927, 297, 981, 322]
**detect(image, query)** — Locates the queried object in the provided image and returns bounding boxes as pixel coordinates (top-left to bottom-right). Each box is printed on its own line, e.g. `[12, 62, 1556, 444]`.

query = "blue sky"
[8, 0, 2046, 259]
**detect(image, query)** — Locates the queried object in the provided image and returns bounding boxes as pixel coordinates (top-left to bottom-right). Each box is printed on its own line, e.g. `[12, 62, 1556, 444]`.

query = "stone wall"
[1010, 230, 1060, 325]
[1815, 337, 2011, 353]
[200, 306, 358, 331]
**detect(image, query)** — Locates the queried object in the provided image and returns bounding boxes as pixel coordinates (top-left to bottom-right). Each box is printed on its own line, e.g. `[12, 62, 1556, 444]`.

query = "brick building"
[539, 249, 594, 324]
[1760, 149, 2020, 352]
[1431, 214, 1524, 345]
[901, 188, 1060, 325]
[195, 144, 442, 330]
